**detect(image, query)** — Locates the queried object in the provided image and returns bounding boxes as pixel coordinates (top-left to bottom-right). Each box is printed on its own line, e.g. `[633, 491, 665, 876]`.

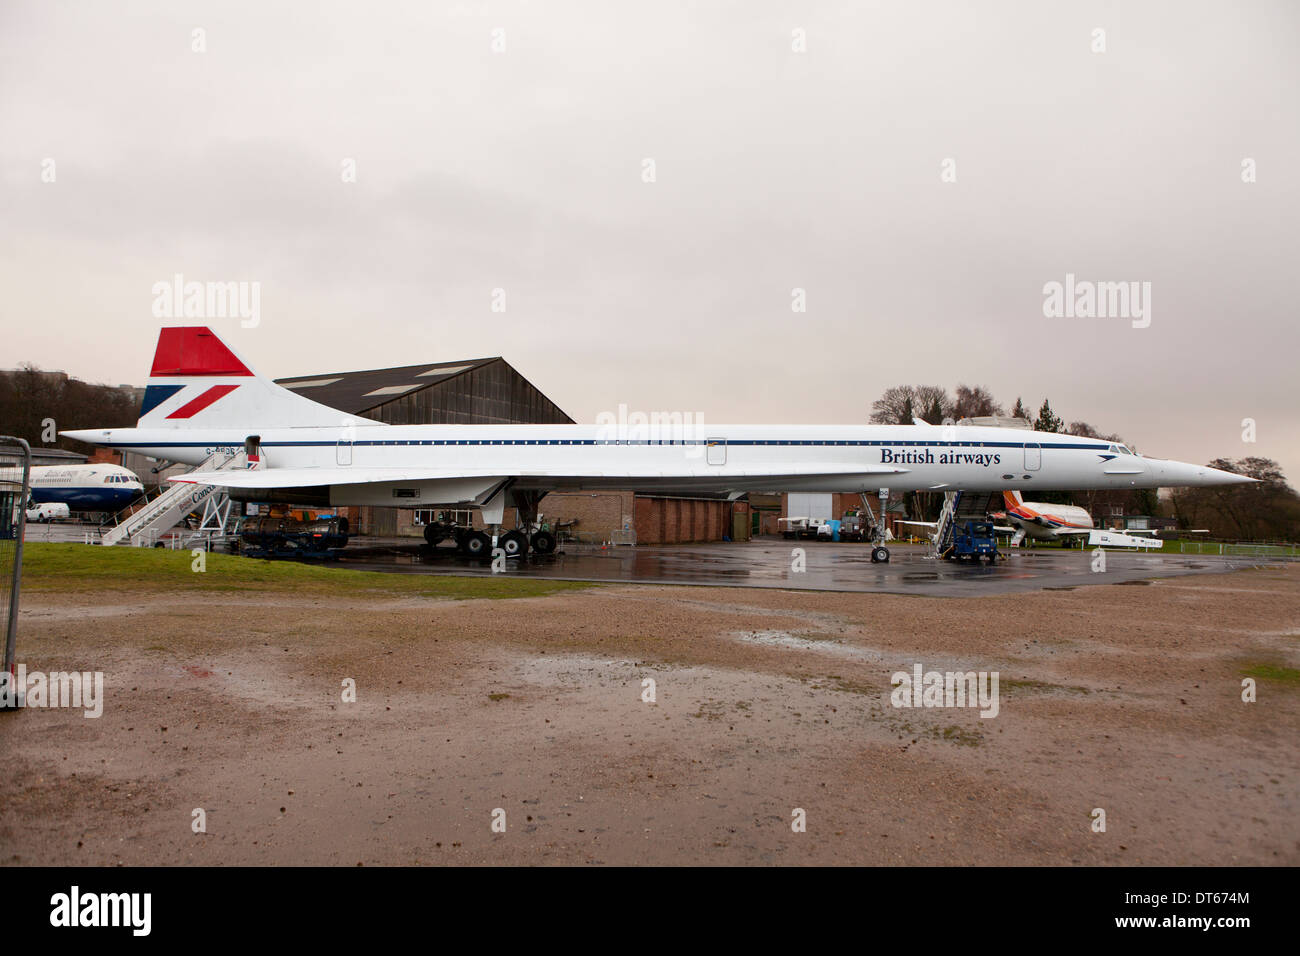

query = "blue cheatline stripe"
[93, 438, 1113, 451]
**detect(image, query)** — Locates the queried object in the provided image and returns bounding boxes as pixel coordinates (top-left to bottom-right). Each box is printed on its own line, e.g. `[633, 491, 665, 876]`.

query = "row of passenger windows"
[329, 439, 1085, 448]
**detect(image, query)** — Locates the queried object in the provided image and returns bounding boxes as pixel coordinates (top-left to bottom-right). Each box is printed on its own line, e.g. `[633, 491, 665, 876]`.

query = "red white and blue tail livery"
[135, 327, 371, 430]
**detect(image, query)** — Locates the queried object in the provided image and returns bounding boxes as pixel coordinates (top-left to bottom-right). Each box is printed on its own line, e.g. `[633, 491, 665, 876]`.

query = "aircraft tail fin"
[1003, 490, 1024, 509]
[137, 327, 373, 429]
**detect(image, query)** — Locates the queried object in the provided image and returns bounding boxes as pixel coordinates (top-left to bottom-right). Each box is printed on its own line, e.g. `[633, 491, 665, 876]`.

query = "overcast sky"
[2, 1, 1297, 478]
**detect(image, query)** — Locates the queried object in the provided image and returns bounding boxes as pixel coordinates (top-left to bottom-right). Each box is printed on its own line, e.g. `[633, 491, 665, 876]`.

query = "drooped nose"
[1158, 460, 1256, 487]
[1214, 468, 1258, 486]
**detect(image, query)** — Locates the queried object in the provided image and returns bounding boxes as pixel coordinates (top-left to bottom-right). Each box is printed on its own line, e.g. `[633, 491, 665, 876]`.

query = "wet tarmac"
[22, 524, 1285, 596]
[330, 537, 1283, 597]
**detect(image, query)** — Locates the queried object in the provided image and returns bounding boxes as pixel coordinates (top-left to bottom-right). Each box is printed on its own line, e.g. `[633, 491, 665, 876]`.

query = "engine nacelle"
[240, 515, 349, 553]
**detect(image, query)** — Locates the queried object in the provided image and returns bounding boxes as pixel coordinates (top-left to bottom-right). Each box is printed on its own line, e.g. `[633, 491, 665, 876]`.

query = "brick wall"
[634, 496, 738, 544]
[538, 491, 634, 542]
[350, 491, 749, 545]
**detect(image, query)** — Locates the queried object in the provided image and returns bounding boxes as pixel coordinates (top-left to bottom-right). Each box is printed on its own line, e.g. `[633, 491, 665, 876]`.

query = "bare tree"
[0, 364, 139, 453]
[951, 384, 1003, 421]
[1169, 457, 1300, 541]
[870, 385, 952, 425]
[869, 385, 916, 425]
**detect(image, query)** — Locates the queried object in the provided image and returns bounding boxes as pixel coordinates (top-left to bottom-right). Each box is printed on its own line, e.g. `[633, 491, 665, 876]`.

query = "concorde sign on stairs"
[100, 451, 241, 547]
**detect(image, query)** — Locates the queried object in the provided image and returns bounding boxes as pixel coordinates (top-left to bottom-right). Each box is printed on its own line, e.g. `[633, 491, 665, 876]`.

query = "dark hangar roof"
[276, 357, 496, 415]
[274, 356, 573, 422]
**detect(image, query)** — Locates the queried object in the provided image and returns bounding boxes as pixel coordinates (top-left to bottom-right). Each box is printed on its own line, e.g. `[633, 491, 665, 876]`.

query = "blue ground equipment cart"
[944, 520, 1000, 563]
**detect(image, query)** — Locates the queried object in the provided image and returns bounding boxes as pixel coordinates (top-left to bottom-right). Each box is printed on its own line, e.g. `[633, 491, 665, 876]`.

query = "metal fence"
[1175, 540, 1299, 557]
[0, 437, 32, 710]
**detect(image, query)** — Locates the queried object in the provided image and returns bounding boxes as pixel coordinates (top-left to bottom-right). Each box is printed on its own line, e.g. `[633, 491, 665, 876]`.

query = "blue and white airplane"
[63, 326, 1252, 562]
[27, 463, 144, 512]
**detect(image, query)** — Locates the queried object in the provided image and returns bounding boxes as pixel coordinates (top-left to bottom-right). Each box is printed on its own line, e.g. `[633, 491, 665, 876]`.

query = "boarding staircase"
[932, 490, 1002, 555]
[100, 451, 241, 547]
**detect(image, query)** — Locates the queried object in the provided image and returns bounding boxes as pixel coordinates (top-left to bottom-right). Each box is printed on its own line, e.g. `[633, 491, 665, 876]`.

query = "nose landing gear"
[870, 487, 891, 563]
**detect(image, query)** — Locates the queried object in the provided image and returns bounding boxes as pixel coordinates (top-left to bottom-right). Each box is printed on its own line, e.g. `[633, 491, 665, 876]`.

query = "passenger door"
[706, 438, 727, 466]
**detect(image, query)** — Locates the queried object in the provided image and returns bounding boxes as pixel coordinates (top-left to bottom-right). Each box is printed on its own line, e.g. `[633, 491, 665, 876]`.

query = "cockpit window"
[1108, 444, 1119, 454]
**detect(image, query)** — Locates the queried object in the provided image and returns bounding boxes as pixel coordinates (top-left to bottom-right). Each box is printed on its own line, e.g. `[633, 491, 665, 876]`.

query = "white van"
[26, 501, 71, 522]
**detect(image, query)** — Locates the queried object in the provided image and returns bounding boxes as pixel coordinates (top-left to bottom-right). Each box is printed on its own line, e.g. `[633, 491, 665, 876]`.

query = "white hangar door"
[787, 493, 832, 521]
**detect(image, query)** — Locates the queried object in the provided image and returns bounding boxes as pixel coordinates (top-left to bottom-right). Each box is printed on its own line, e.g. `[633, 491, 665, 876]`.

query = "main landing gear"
[490, 490, 557, 558]
[423, 488, 558, 562]
[423, 523, 556, 559]
[461, 530, 490, 558]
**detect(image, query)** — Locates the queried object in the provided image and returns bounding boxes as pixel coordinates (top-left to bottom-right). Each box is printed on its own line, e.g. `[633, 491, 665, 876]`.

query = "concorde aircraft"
[62, 327, 1252, 563]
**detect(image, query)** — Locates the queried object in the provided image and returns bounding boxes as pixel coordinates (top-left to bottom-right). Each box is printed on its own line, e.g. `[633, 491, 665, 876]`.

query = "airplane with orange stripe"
[900, 491, 1168, 549]
[995, 490, 1160, 547]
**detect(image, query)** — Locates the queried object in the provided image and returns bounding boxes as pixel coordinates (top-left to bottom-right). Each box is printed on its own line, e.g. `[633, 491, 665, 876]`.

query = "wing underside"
[174, 463, 908, 495]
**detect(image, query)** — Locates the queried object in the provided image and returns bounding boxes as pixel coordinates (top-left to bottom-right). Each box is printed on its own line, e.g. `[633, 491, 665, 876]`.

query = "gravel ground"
[2, 564, 1297, 865]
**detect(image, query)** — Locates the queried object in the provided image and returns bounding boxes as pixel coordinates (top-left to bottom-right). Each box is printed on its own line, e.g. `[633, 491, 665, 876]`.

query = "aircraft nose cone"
[1217, 469, 1258, 485]
[1167, 461, 1257, 487]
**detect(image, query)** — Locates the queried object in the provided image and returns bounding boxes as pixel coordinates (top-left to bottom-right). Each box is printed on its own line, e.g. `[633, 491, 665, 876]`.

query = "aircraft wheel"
[463, 531, 490, 559]
[871, 546, 890, 564]
[530, 530, 557, 555]
[498, 530, 528, 558]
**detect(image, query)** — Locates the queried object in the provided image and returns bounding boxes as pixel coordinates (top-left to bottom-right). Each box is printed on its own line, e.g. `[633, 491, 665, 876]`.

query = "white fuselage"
[78, 422, 1225, 505]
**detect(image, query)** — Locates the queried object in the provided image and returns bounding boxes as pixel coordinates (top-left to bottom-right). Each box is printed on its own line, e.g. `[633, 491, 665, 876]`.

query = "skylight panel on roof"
[282, 377, 343, 389]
